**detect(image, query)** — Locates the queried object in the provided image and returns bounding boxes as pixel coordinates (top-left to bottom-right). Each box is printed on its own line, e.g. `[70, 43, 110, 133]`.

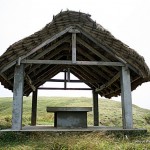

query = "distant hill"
[0, 96, 149, 131]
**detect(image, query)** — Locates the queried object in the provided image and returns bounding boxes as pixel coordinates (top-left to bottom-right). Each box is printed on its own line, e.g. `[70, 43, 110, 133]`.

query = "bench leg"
[54, 112, 57, 127]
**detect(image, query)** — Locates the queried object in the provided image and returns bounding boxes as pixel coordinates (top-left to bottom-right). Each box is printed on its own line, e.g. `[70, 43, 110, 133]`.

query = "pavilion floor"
[1, 125, 147, 134]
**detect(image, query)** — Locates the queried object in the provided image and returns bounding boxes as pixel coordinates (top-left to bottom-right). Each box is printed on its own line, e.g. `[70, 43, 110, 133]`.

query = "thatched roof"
[0, 10, 150, 98]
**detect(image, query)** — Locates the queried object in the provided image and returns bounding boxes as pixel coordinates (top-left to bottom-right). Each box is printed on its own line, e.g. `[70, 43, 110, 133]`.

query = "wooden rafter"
[25, 74, 36, 91]
[71, 68, 94, 89]
[24, 65, 63, 94]
[0, 26, 73, 74]
[78, 47, 114, 75]
[77, 25, 140, 75]
[95, 72, 120, 92]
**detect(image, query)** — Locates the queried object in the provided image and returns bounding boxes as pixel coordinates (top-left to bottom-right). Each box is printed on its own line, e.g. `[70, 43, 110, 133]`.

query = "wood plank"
[21, 60, 124, 66]
[46, 79, 101, 83]
[77, 26, 127, 63]
[0, 26, 73, 74]
[67, 68, 70, 82]
[68, 28, 80, 33]
[72, 33, 76, 63]
[71, 67, 96, 88]
[30, 35, 70, 60]
[79, 66, 100, 87]
[24, 66, 62, 95]
[25, 74, 36, 91]
[38, 87, 92, 90]
[78, 47, 114, 75]
[95, 72, 120, 92]
[1, 74, 13, 86]
[24, 67, 61, 95]
[64, 71, 67, 89]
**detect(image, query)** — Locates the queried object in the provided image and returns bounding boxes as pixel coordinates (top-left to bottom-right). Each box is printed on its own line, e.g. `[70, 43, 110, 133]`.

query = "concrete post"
[120, 66, 133, 129]
[31, 89, 38, 126]
[93, 89, 99, 126]
[12, 64, 24, 130]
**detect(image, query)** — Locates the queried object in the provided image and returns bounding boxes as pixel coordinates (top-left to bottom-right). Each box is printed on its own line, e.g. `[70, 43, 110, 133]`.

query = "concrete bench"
[46, 107, 92, 128]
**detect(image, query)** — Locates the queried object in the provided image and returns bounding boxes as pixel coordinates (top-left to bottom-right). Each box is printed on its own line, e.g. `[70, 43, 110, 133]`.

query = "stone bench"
[46, 107, 92, 128]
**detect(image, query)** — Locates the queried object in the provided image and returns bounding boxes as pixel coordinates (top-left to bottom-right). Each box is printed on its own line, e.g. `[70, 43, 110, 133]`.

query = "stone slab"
[47, 107, 92, 112]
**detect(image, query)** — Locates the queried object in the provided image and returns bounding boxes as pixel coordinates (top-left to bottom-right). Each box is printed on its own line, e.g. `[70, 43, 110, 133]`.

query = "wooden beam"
[68, 28, 80, 33]
[96, 72, 120, 92]
[26, 55, 63, 79]
[76, 52, 111, 82]
[72, 33, 76, 63]
[78, 47, 114, 75]
[24, 66, 62, 95]
[31, 65, 61, 86]
[71, 69, 95, 89]
[5, 39, 70, 80]
[77, 38, 110, 61]
[64, 71, 67, 89]
[77, 26, 127, 63]
[79, 65, 116, 95]
[29, 35, 70, 60]
[46, 79, 101, 83]
[1, 74, 13, 86]
[77, 49, 119, 89]
[77, 26, 140, 75]
[21, 60, 124, 66]
[72, 66, 98, 88]
[67, 68, 70, 82]
[0, 26, 73, 74]
[77, 38, 119, 71]
[25, 74, 36, 91]
[38, 87, 92, 90]
[79, 66, 99, 87]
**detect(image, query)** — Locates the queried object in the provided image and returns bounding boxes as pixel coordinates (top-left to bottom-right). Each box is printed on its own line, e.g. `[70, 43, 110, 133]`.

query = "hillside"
[0, 96, 149, 130]
[0, 97, 150, 149]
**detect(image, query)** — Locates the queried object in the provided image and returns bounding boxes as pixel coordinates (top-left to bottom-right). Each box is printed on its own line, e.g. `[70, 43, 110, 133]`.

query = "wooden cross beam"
[25, 74, 36, 91]
[21, 60, 124, 66]
[95, 72, 120, 92]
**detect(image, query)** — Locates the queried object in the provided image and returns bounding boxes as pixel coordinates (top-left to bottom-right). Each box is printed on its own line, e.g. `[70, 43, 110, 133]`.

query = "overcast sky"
[0, 0, 150, 109]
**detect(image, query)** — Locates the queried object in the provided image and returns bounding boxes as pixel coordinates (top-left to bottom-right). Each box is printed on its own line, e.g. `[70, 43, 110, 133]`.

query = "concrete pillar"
[93, 89, 99, 126]
[120, 66, 133, 129]
[31, 89, 38, 126]
[12, 64, 24, 130]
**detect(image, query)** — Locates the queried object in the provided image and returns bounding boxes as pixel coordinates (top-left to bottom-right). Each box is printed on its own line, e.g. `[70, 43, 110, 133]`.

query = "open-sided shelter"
[0, 10, 150, 130]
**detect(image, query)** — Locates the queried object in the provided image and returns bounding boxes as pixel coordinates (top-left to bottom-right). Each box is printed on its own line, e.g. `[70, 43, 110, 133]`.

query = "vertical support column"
[31, 89, 38, 126]
[67, 68, 70, 82]
[120, 66, 133, 129]
[12, 64, 24, 130]
[72, 33, 76, 63]
[64, 71, 67, 89]
[93, 89, 99, 126]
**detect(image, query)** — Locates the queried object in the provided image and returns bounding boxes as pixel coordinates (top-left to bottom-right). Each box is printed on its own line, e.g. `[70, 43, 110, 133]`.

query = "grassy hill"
[0, 96, 150, 149]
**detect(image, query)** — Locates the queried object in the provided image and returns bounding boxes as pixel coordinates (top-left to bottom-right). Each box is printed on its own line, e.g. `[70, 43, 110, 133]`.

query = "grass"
[0, 96, 150, 149]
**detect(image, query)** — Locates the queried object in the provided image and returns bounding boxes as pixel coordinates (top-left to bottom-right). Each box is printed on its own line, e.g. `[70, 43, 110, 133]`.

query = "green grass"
[0, 96, 150, 149]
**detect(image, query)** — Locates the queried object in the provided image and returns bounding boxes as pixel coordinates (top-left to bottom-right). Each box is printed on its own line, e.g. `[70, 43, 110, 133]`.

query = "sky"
[0, 0, 150, 109]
